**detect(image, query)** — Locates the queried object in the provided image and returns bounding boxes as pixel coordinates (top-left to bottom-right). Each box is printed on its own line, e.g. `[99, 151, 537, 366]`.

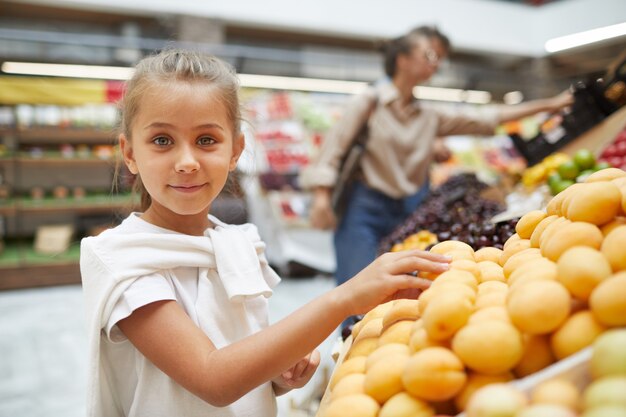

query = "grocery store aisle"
[0, 274, 337, 417]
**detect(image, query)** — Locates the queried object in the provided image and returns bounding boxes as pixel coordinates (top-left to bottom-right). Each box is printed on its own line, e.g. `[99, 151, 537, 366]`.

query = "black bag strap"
[349, 92, 379, 151]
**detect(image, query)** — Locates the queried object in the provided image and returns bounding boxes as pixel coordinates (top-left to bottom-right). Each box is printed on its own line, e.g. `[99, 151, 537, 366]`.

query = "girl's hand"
[272, 350, 321, 394]
[549, 89, 574, 112]
[338, 249, 451, 317]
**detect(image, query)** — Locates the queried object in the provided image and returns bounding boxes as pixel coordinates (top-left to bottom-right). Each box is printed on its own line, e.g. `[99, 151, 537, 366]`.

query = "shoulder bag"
[331, 94, 378, 218]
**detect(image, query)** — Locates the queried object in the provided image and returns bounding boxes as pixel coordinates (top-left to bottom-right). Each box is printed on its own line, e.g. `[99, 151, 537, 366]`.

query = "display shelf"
[15, 194, 136, 214]
[0, 242, 82, 290]
[15, 127, 116, 144]
[15, 155, 115, 165]
[560, 105, 626, 157]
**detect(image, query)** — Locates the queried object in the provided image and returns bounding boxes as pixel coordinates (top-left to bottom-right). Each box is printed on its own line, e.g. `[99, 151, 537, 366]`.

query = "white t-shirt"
[80, 213, 281, 417]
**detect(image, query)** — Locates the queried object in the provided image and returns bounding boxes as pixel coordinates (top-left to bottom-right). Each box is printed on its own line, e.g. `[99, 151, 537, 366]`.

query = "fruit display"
[319, 168, 626, 417]
[597, 126, 626, 171]
[464, 328, 626, 417]
[379, 173, 513, 253]
[521, 149, 613, 196]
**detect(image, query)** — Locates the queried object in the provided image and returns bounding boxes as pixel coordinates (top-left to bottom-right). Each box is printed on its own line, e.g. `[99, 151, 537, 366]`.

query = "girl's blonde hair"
[115, 49, 242, 210]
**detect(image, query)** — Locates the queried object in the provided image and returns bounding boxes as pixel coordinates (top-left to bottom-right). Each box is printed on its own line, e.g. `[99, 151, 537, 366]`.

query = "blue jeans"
[334, 180, 430, 327]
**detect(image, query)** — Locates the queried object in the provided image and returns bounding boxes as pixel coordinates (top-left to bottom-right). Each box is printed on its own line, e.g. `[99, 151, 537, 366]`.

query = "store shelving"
[0, 117, 135, 290]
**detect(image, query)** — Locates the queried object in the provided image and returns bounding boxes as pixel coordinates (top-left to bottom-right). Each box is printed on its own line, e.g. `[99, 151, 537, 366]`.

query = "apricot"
[565, 181, 622, 226]
[600, 217, 626, 236]
[402, 347, 467, 402]
[468, 306, 511, 325]
[454, 372, 513, 411]
[366, 343, 410, 370]
[502, 248, 542, 278]
[601, 225, 626, 271]
[513, 334, 555, 377]
[516, 404, 577, 417]
[499, 239, 531, 266]
[465, 383, 528, 417]
[507, 280, 571, 334]
[516, 210, 548, 239]
[449, 259, 480, 280]
[422, 292, 473, 341]
[431, 269, 479, 291]
[531, 378, 580, 411]
[584, 167, 626, 183]
[538, 216, 571, 248]
[364, 353, 409, 404]
[331, 373, 366, 399]
[507, 258, 557, 288]
[474, 291, 507, 310]
[452, 320, 523, 375]
[322, 393, 380, 417]
[382, 299, 420, 331]
[540, 221, 604, 262]
[502, 233, 521, 250]
[378, 320, 414, 346]
[557, 246, 612, 301]
[474, 247, 503, 263]
[477, 261, 506, 283]
[591, 328, 626, 378]
[477, 280, 508, 296]
[589, 272, 626, 326]
[378, 392, 434, 417]
[418, 282, 475, 315]
[330, 356, 366, 390]
[353, 301, 395, 339]
[430, 240, 474, 256]
[409, 326, 450, 353]
[547, 183, 583, 216]
[583, 376, 626, 409]
[530, 215, 559, 248]
[551, 310, 607, 360]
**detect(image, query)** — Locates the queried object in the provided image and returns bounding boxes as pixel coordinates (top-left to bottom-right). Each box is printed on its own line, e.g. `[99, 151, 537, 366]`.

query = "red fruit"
[608, 156, 624, 168]
[602, 144, 619, 158]
[616, 141, 626, 156]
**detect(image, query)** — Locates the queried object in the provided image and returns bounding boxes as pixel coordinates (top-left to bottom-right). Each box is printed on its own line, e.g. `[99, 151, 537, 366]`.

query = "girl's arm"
[117, 249, 450, 407]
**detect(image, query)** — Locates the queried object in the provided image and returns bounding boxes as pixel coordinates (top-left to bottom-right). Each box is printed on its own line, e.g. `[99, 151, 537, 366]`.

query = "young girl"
[80, 49, 451, 417]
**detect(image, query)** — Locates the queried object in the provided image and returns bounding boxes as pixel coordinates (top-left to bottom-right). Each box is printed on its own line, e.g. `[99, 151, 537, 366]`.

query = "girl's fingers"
[390, 249, 452, 264]
[386, 255, 449, 276]
[391, 274, 433, 292]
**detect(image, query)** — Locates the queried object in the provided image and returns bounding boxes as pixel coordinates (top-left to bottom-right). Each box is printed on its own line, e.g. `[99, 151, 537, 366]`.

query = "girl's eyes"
[152, 136, 172, 146]
[150, 136, 217, 146]
[197, 136, 217, 146]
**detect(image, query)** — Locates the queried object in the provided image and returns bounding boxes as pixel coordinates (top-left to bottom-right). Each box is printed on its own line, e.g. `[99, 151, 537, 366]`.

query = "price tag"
[34, 224, 74, 255]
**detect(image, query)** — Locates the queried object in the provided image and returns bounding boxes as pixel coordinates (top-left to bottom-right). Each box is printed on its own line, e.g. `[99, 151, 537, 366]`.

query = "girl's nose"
[175, 147, 200, 173]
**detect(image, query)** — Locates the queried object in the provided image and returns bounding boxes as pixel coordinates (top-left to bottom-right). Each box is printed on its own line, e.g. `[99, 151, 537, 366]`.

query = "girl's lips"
[170, 184, 205, 193]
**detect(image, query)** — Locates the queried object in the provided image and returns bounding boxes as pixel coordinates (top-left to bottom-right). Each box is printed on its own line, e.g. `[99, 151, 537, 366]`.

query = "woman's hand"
[272, 350, 321, 394]
[549, 89, 574, 112]
[337, 249, 451, 317]
[309, 188, 336, 230]
[433, 139, 452, 163]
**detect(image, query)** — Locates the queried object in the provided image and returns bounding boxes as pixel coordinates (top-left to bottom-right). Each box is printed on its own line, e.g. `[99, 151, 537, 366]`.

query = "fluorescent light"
[238, 73, 367, 94]
[2, 61, 134, 80]
[414, 86, 492, 104]
[545, 22, 626, 53]
[1, 61, 492, 103]
[503, 91, 524, 105]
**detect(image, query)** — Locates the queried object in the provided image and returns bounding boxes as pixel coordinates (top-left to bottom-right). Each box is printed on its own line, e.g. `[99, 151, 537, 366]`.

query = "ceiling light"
[2, 61, 492, 103]
[2, 61, 134, 80]
[545, 22, 626, 53]
[503, 91, 524, 105]
[414, 86, 492, 104]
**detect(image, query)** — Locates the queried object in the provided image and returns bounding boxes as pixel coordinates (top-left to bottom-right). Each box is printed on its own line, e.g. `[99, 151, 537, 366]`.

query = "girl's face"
[120, 81, 244, 234]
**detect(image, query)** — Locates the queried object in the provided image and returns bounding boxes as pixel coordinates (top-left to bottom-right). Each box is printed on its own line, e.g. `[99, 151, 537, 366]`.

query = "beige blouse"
[299, 82, 499, 199]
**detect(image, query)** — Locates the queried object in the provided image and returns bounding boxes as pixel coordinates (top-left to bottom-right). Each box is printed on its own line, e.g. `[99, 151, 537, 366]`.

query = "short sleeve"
[104, 273, 176, 343]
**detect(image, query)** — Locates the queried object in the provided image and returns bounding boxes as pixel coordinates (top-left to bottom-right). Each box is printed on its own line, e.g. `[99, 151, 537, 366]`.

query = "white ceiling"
[7, 0, 626, 57]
